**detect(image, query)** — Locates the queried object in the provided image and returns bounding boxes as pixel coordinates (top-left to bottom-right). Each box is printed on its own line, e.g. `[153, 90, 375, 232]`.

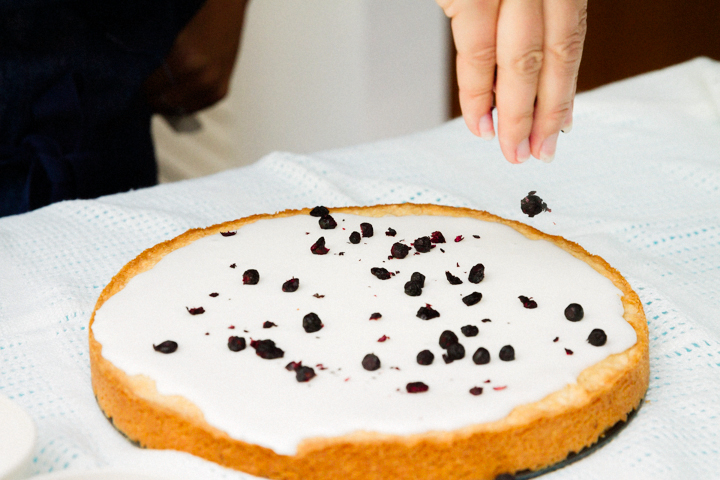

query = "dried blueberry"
[362, 353, 381, 371]
[243, 269, 259, 285]
[439, 330, 459, 349]
[319, 215, 337, 229]
[404, 281, 422, 297]
[360, 222, 374, 237]
[371, 267, 393, 280]
[416, 305, 440, 320]
[386, 228, 397, 237]
[391, 242, 410, 259]
[186, 307, 205, 315]
[469, 387, 484, 396]
[209, 292, 219, 297]
[285, 360, 302, 371]
[588, 328, 607, 346]
[302, 312, 324, 333]
[430, 231, 446, 243]
[519, 295, 537, 309]
[462, 292, 482, 306]
[410, 271, 426, 288]
[445, 271, 463, 285]
[369, 312, 382, 320]
[406, 382, 429, 393]
[521, 191, 550, 217]
[416, 350, 434, 365]
[220, 231, 237, 237]
[413, 236, 432, 253]
[472, 347, 490, 365]
[227, 336, 246, 352]
[499, 345, 515, 361]
[443, 343, 465, 362]
[296, 366, 316, 382]
[153, 341, 178, 354]
[310, 206, 329, 217]
[282, 278, 300, 292]
[250, 339, 284, 359]
[565, 303, 584, 321]
[311, 237, 329, 255]
[461, 325, 479, 337]
[349, 231, 361, 244]
[263, 321, 277, 328]
[468, 263, 485, 284]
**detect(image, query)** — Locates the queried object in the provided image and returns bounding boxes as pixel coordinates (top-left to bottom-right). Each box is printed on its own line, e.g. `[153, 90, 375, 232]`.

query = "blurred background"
[154, 0, 720, 183]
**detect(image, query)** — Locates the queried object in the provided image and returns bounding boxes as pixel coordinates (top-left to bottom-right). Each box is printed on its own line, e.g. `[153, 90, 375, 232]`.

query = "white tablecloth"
[1, 57, 719, 480]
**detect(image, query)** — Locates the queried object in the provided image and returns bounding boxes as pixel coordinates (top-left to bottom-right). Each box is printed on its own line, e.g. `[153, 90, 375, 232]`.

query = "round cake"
[89, 203, 649, 480]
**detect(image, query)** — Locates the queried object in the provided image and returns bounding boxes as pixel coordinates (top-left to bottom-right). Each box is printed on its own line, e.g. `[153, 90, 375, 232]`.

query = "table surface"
[1, 57, 719, 480]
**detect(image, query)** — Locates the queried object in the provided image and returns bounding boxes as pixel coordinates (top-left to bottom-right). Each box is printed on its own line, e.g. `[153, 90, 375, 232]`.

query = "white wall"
[154, 0, 450, 182]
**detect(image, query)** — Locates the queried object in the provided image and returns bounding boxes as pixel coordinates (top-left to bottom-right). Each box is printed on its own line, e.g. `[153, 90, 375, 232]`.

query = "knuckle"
[548, 15, 588, 66]
[460, 43, 497, 69]
[510, 48, 544, 77]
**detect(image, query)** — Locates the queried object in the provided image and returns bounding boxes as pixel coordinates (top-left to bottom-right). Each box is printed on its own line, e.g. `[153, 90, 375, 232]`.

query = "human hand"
[144, 0, 249, 116]
[437, 0, 587, 163]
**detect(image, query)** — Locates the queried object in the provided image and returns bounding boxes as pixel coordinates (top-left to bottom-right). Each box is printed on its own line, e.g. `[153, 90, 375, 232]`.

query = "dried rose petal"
[430, 231, 446, 243]
[454, 235, 464, 242]
[377, 335, 389, 342]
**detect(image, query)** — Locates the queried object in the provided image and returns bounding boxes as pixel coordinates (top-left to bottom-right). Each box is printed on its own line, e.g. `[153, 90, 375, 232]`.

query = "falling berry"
[386, 228, 397, 237]
[406, 382, 429, 393]
[404, 280, 422, 297]
[439, 330, 459, 349]
[220, 231, 237, 237]
[282, 278, 300, 292]
[263, 321, 277, 329]
[430, 231, 446, 243]
[445, 271, 463, 285]
[243, 269, 260, 285]
[468, 263, 485, 284]
[311, 237, 329, 255]
[410, 272, 426, 288]
[519, 295, 537, 309]
[521, 191, 551, 217]
[302, 313, 324, 333]
[499, 345, 515, 361]
[319, 215, 337, 229]
[296, 366, 316, 382]
[391, 242, 410, 259]
[250, 339, 284, 359]
[360, 222, 374, 237]
[462, 292, 483, 306]
[310, 206, 329, 217]
[416, 305, 440, 320]
[461, 325, 479, 337]
[413, 236, 432, 253]
[227, 336, 246, 352]
[469, 387, 484, 396]
[362, 353, 381, 371]
[349, 231, 361, 244]
[153, 341, 178, 354]
[443, 343, 465, 363]
[564, 303, 584, 321]
[371, 267, 393, 280]
[472, 347, 490, 365]
[588, 328, 607, 346]
[186, 307, 205, 315]
[369, 312, 382, 320]
[416, 350, 434, 365]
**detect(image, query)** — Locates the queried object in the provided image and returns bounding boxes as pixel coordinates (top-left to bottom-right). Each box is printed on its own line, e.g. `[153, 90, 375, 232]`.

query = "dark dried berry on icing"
[296, 366, 316, 382]
[263, 321, 277, 329]
[369, 312, 382, 320]
[251, 339, 284, 359]
[371, 267, 393, 280]
[153, 341, 178, 354]
[362, 353, 381, 371]
[404, 281, 422, 297]
[564, 303, 584, 321]
[349, 231, 361, 244]
[220, 231, 237, 237]
[565, 348, 574, 355]
[472, 347, 490, 365]
[468, 263, 485, 284]
[588, 328, 607, 346]
[385, 227, 397, 237]
[319, 215, 337, 229]
[360, 222, 374, 237]
[311, 237, 329, 255]
[469, 386, 483, 396]
[391, 242, 410, 259]
[410, 271, 426, 288]
[521, 191, 550, 217]
[282, 278, 300, 292]
[499, 345, 515, 361]
[430, 231, 446, 243]
[519, 295, 537, 309]
[416, 350, 434, 365]
[461, 325, 479, 337]
[445, 271, 463, 285]
[413, 236, 432, 253]
[285, 361, 302, 371]
[302, 312, 324, 333]
[406, 382, 429, 393]
[462, 292, 482, 306]
[416, 305, 440, 320]
[310, 206, 329, 217]
[439, 330, 459, 349]
[209, 292, 219, 297]
[445, 343, 465, 361]
[186, 306, 205, 315]
[243, 269, 260, 285]
[227, 336, 247, 352]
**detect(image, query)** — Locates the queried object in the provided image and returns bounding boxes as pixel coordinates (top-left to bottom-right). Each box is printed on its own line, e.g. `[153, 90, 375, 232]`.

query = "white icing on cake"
[93, 213, 637, 455]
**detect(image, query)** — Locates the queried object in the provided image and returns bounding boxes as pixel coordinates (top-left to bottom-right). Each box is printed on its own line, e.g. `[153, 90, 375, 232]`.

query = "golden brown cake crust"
[89, 203, 649, 480]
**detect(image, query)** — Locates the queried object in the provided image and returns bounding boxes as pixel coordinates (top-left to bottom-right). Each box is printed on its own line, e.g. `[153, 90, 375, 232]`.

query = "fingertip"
[479, 112, 495, 140]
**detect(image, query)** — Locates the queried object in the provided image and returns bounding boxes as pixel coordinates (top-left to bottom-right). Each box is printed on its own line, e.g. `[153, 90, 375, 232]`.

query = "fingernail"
[540, 132, 559, 163]
[516, 138, 530, 163]
[561, 113, 573, 133]
[479, 113, 495, 140]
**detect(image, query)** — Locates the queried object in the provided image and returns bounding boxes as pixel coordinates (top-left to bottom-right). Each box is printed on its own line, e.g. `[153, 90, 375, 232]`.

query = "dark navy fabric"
[0, 1, 204, 217]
